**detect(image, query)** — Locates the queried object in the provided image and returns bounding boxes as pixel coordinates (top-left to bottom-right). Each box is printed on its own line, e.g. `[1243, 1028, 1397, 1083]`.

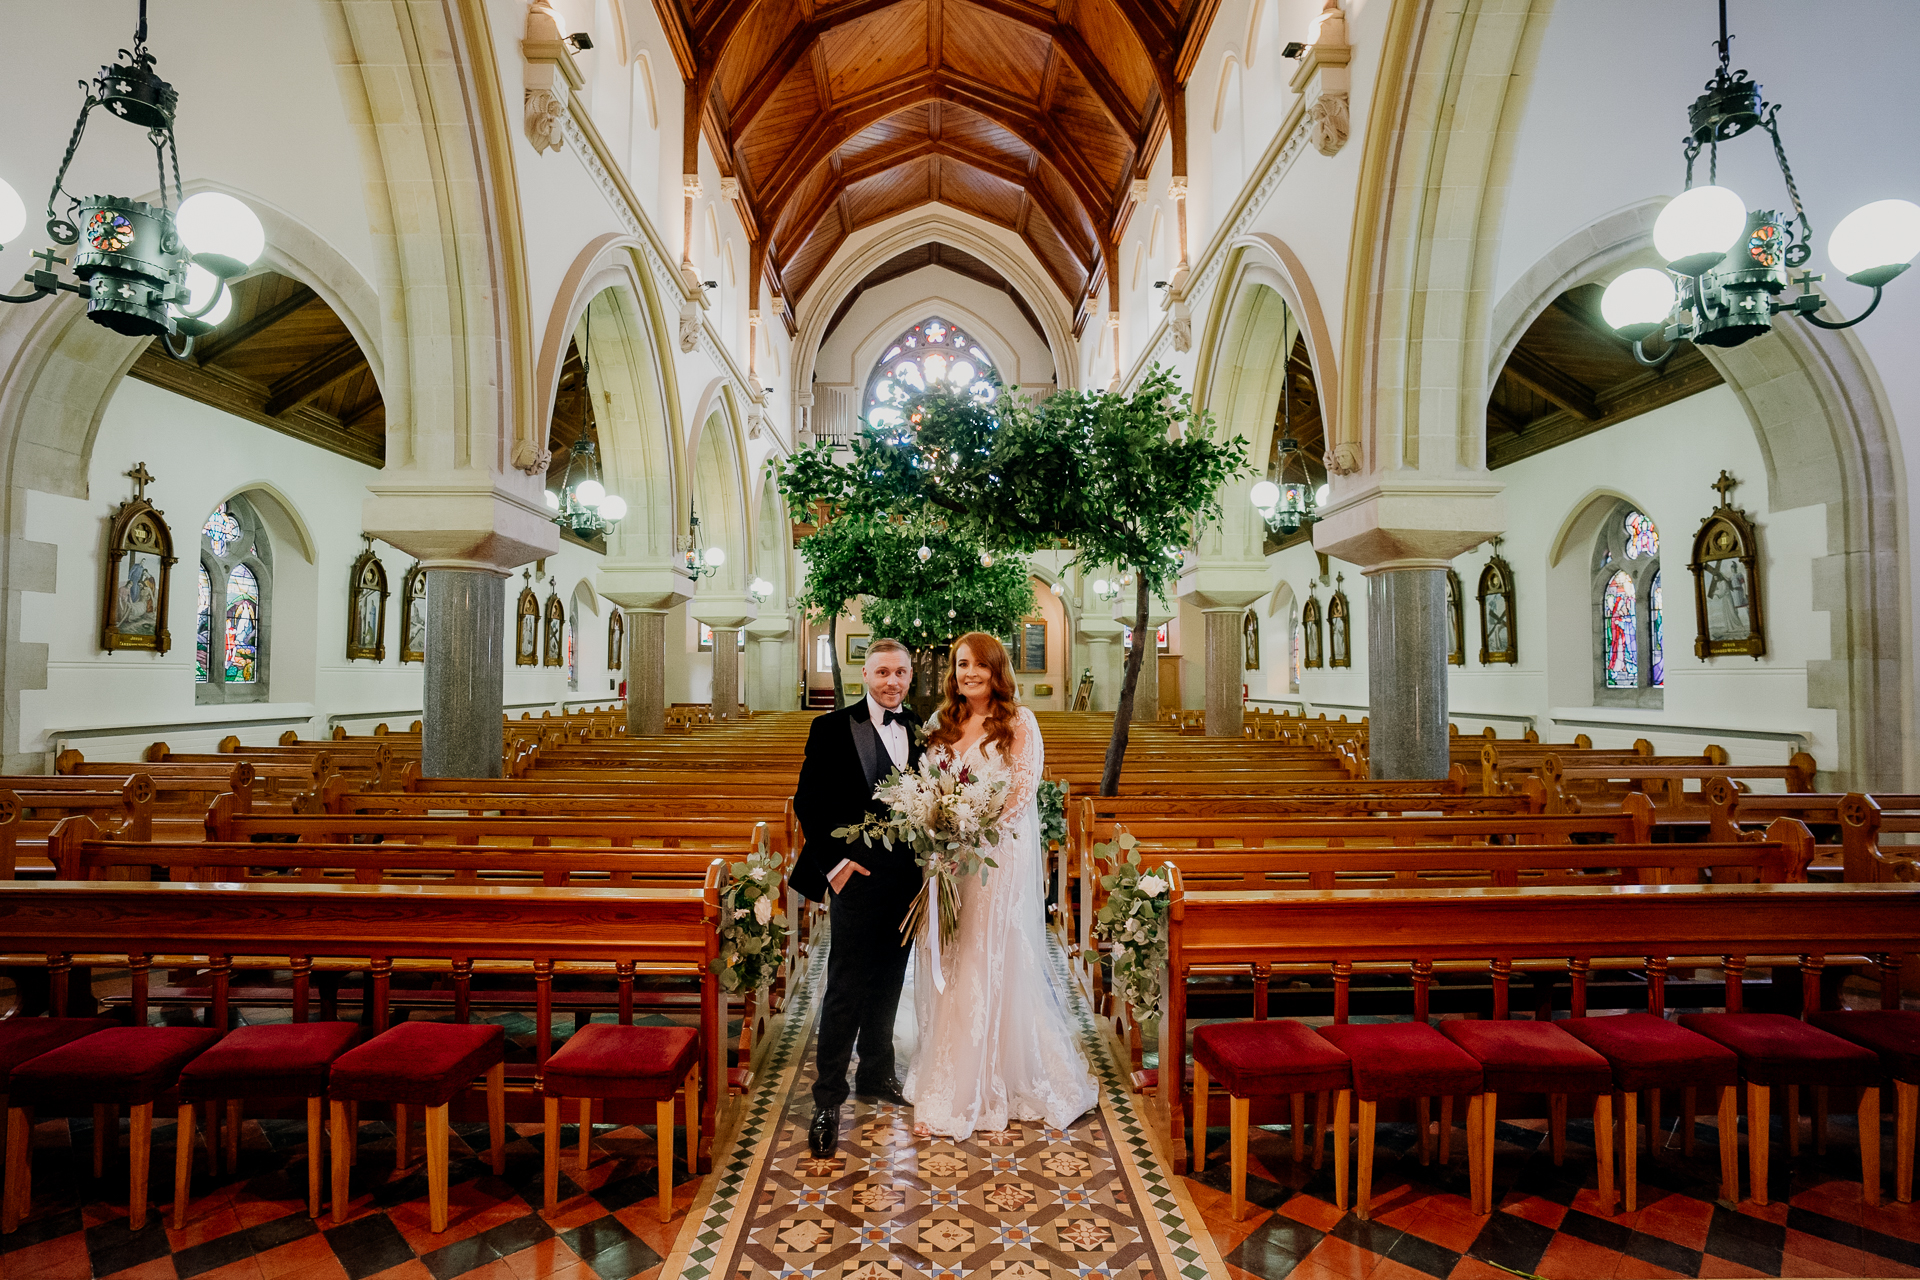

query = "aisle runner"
[665, 936, 1223, 1280]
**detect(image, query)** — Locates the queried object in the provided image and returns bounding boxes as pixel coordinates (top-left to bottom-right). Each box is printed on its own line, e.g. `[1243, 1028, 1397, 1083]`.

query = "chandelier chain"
[1762, 109, 1812, 261]
[46, 90, 96, 230]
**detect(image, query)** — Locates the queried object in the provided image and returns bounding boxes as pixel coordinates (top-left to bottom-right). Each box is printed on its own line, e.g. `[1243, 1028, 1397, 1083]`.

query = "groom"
[791, 638, 924, 1157]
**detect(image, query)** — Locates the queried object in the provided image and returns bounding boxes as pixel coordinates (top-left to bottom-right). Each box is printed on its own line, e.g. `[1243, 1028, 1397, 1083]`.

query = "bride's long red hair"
[925, 632, 1020, 757]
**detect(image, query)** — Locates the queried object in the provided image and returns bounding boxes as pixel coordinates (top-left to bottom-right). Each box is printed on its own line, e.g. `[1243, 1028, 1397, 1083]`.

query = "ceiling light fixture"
[1600, 0, 1920, 360]
[1251, 362, 1322, 536]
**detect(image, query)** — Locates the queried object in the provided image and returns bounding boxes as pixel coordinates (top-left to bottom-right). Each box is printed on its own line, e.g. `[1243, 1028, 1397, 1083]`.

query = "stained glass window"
[195, 567, 212, 684]
[1650, 569, 1664, 688]
[864, 317, 998, 430]
[1603, 570, 1638, 688]
[202, 505, 242, 557]
[224, 564, 259, 683]
[1624, 510, 1659, 560]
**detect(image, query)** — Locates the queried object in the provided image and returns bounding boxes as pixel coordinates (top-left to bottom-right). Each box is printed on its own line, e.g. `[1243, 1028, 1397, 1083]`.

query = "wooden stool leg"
[1861, 1086, 1882, 1207]
[204, 1101, 219, 1176]
[1483, 1092, 1499, 1211]
[682, 1063, 698, 1181]
[425, 1103, 449, 1234]
[543, 1097, 561, 1212]
[1592, 1093, 1614, 1217]
[578, 1098, 592, 1174]
[1684, 1086, 1697, 1156]
[655, 1099, 674, 1223]
[1816, 1085, 1829, 1155]
[1229, 1096, 1250, 1221]
[1417, 1098, 1431, 1166]
[172, 1103, 195, 1230]
[1717, 1084, 1739, 1203]
[487, 1063, 505, 1176]
[1648, 1088, 1661, 1154]
[1291, 1092, 1306, 1163]
[3, 1105, 28, 1233]
[1440, 1094, 1453, 1165]
[1191, 1063, 1208, 1173]
[306, 1097, 324, 1219]
[1898, 1080, 1917, 1204]
[1332, 1090, 1351, 1211]
[348, 1102, 359, 1166]
[1355, 1099, 1377, 1221]
[1749, 1083, 1770, 1206]
[1465, 1095, 1484, 1215]
[224, 1100, 241, 1173]
[1313, 1092, 1328, 1171]
[1549, 1094, 1567, 1166]
[93, 1103, 110, 1178]
[129, 1103, 152, 1231]
[393, 1104, 408, 1172]
[1620, 1091, 1638, 1214]
[1787, 1085, 1800, 1157]
[330, 1101, 351, 1225]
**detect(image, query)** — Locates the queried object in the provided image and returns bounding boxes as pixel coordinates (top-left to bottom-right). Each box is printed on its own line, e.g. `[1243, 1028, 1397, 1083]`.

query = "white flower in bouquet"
[754, 894, 773, 926]
[1137, 873, 1167, 898]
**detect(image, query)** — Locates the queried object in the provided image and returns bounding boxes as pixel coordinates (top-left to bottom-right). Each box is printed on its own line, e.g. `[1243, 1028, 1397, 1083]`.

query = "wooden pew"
[1161, 874, 1920, 1175]
[1839, 794, 1920, 884]
[0, 875, 725, 1170]
[59, 753, 318, 813]
[1547, 754, 1818, 814]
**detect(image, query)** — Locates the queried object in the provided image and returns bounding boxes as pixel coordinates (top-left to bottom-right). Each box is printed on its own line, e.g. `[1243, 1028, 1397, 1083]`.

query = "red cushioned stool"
[4, 1025, 218, 1232]
[173, 1021, 360, 1225]
[1318, 1022, 1484, 1220]
[541, 1023, 700, 1220]
[1191, 1021, 1352, 1220]
[1679, 1011, 1883, 1206]
[1561, 1013, 1741, 1210]
[327, 1022, 506, 1232]
[1808, 1009, 1920, 1202]
[0, 1016, 117, 1233]
[1441, 1020, 1616, 1215]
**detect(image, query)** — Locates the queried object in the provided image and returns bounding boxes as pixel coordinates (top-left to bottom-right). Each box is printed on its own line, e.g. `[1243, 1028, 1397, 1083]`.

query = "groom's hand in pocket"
[828, 859, 869, 893]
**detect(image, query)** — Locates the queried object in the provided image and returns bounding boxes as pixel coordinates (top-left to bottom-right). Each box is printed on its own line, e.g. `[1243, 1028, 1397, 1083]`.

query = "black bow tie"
[882, 708, 907, 727]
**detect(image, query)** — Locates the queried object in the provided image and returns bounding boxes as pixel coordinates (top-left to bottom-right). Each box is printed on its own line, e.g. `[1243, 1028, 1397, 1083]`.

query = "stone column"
[625, 609, 669, 735]
[1202, 607, 1249, 738]
[1077, 613, 1124, 713]
[746, 617, 793, 711]
[423, 570, 505, 777]
[1114, 607, 1175, 723]
[1365, 567, 1451, 778]
[711, 629, 741, 719]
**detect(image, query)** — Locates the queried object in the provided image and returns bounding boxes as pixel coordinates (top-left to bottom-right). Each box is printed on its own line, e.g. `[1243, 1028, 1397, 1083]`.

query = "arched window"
[196, 497, 272, 703]
[864, 317, 998, 430]
[1592, 503, 1661, 704]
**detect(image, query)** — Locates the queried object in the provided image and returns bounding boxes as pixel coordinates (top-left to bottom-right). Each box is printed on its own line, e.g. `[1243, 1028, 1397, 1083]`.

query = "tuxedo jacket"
[790, 699, 925, 903]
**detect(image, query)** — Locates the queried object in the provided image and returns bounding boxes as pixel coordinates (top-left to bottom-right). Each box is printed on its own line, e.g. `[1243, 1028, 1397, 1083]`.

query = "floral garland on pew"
[1081, 827, 1171, 1024]
[1037, 779, 1068, 850]
[712, 834, 790, 996]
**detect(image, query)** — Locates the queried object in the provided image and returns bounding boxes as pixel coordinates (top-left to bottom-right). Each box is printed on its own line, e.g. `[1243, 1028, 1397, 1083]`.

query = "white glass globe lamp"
[0, 177, 25, 246]
[703, 545, 726, 567]
[1829, 199, 1920, 288]
[544, 489, 560, 511]
[1050, 580, 1065, 595]
[916, 544, 932, 563]
[1249, 479, 1280, 511]
[980, 551, 994, 567]
[1315, 484, 1331, 509]
[1600, 268, 1680, 341]
[168, 262, 233, 335]
[597, 494, 627, 522]
[1092, 578, 1110, 596]
[572, 478, 605, 507]
[1654, 186, 1748, 276]
[176, 192, 265, 279]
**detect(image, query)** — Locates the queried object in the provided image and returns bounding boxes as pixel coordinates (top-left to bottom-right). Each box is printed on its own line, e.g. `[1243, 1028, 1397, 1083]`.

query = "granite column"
[1366, 566, 1450, 779]
[711, 628, 741, 719]
[423, 570, 505, 778]
[626, 609, 668, 735]
[1202, 607, 1249, 737]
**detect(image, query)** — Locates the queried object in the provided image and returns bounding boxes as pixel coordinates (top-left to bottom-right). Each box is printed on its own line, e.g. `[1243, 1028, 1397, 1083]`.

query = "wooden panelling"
[1072, 0, 1159, 103]
[942, 105, 1031, 166]
[941, 2, 1051, 99]
[845, 159, 932, 226]
[944, 163, 1025, 225]
[837, 105, 931, 169]
[821, 1, 931, 100]
[716, 2, 805, 106]
[738, 72, 821, 174]
[818, 244, 1051, 352]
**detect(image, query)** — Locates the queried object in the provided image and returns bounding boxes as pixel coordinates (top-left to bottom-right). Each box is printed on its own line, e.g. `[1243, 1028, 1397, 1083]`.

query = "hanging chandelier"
[1600, 0, 1920, 357]
[544, 307, 626, 536]
[0, 2, 263, 354]
[678, 502, 725, 579]
[1249, 364, 1325, 536]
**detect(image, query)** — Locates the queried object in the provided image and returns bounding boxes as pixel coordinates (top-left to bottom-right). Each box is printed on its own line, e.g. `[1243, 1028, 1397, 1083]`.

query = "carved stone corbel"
[1291, 1, 1353, 158]
[1170, 299, 1193, 353]
[679, 300, 702, 353]
[522, 0, 582, 155]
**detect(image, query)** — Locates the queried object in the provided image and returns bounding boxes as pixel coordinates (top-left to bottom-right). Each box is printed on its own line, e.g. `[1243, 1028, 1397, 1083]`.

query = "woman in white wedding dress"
[903, 632, 1099, 1140]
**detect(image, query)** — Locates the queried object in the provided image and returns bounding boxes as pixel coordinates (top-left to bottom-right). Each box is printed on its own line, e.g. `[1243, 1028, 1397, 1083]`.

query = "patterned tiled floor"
[1184, 1105, 1920, 1279]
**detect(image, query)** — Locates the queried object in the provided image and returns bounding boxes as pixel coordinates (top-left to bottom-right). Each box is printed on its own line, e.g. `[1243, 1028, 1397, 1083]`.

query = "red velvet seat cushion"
[1316, 1023, 1483, 1102]
[1559, 1013, 1739, 1092]
[1439, 1020, 1613, 1095]
[0, 1017, 118, 1085]
[1192, 1021, 1352, 1097]
[1676, 1013, 1881, 1088]
[542, 1025, 700, 1100]
[1807, 1010, 1920, 1083]
[10, 1026, 220, 1106]
[328, 1022, 505, 1108]
[178, 1022, 361, 1101]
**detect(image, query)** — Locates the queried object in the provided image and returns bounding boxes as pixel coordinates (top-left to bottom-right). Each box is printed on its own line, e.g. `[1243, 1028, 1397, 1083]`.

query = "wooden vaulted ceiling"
[818, 242, 1050, 350]
[653, 0, 1220, 328]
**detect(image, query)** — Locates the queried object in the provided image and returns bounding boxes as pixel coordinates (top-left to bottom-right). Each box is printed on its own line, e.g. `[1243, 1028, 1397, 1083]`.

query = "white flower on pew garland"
[1082, 828, 1173, 1024]
[712, 834, 790, 995]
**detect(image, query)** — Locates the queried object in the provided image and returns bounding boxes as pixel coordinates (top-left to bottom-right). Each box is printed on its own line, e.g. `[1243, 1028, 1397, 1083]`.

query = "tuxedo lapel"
[848, 701, 885, 790]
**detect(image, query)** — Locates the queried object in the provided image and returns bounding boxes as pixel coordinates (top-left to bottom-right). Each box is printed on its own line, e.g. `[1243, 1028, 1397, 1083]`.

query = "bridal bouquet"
[832, 754, 1006, 957]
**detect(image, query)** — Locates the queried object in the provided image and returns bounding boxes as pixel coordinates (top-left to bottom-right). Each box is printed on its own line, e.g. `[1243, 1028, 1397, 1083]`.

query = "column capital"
[1312, 478, 1504, 571]
[745, 617, 791, 640]
[1177, 562, 1270, 611]
[364, 481, 558, 574]
[690, 595, 759, 630]
[597, 562, 694, 612]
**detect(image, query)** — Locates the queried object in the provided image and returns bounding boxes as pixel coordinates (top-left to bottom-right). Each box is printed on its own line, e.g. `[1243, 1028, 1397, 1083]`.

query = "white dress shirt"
[831, 696, 909, 888]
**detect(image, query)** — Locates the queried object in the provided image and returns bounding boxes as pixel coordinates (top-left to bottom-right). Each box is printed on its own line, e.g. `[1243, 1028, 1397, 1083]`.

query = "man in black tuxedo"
[791, 639, 923, 1157]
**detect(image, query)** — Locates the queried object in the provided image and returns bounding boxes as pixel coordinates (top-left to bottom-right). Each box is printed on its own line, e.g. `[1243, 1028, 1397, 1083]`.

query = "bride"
[904, 631, 1099, 1139]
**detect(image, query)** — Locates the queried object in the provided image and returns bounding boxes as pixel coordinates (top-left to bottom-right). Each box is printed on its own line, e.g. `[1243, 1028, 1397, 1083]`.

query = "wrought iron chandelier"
[0, 2, 263, 355]
[543, 307, 626, 536]
[1601, 0, 1920, 357]
[1249, 364, 1325, 536]
[679, 501, 725, 579]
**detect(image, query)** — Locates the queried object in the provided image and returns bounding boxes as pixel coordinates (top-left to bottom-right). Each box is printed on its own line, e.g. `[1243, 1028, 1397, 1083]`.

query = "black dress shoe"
[809, 1104, 840, 1157]
[854, 1077, 911, 1107]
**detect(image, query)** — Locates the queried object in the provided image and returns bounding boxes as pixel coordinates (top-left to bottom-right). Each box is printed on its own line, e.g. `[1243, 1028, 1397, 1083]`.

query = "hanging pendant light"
[1250, 363, 1320, 536]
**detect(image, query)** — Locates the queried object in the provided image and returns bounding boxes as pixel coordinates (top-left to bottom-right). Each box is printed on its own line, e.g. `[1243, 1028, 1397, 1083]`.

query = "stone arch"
[686, 394, 752, 594]
[535, 234, 686, 566]
[854, 303, 1025, 394]
[1493, 209, 1908, 788]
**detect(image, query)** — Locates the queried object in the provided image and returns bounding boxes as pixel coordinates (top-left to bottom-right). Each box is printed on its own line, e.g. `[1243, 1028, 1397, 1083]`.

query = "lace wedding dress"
[903, 705, 1099, 1138]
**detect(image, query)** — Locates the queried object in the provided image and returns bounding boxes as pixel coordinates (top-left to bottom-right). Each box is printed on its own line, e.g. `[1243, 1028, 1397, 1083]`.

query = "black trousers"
[812, 873, 915, 1110]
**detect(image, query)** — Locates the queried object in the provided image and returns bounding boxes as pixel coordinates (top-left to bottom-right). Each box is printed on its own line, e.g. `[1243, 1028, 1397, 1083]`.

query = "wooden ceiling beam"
[1550, 291, 1634, 351]
[1503, 347, 1601, 421]
[263, 340, 370, 417]
[650, 0, 700, 79]
[193, 284, 317, 367]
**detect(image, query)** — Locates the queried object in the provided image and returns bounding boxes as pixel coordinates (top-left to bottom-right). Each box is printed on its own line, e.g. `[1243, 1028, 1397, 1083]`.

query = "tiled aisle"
[1184, 1108, 1920, 1279]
